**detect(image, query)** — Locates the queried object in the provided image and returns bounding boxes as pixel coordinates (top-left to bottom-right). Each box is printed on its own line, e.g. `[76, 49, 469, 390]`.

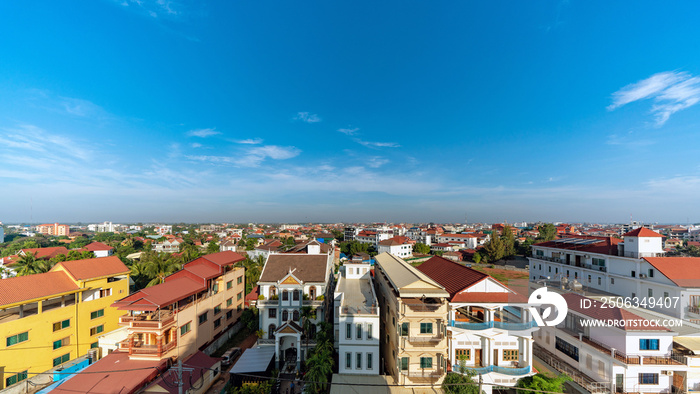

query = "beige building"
[373, 252, 449, 386]
[36, 222, 70, 236]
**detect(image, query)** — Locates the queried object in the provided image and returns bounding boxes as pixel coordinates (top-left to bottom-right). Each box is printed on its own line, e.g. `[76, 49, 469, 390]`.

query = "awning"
[229, 346, 275, 374]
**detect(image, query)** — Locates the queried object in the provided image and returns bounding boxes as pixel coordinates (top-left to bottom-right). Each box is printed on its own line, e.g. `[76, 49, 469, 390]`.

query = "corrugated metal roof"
[374, 253, 447, 298]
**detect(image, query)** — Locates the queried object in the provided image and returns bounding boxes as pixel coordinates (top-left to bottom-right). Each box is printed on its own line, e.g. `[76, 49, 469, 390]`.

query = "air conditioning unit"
[639, 274, 648, 279]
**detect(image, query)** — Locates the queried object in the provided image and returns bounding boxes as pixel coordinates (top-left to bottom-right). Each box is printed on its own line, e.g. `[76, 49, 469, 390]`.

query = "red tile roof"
[146, 351, 219, 394]
[415, 256, 489, 299]
[0, 271, 79, 306]
[21, 246, 69, 259]
[563, 293, 670, 331]
[198, 251, 246, 266]
[83, 241, 114, 251]
[451, 291, 528, 303]
[50, 351, 167, 394]
[184, 263, 220, 280]
[643, 257, 700, 287]
[534, 235, 621, 256]
[378, 236, 413, 246]
[113, 276, 206, 310]
[623, 227, 664, 238]
[52, 256, 129, 281]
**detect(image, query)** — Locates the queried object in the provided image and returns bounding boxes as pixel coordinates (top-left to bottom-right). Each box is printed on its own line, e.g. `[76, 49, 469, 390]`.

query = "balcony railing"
[118, 337, 177, 357]
[119, 311, 175, 330]
[689, 306, 700, 314]
[576, 334, 686, 366]
[407, 334, 444, 344]
[402, 368, 444, 378]
[454, 365, 531, 376]
[450, 320, 536, 331]
[403, 302, 444, 313]
[340, 305, 378, 315]
[493, 320, 537, 330]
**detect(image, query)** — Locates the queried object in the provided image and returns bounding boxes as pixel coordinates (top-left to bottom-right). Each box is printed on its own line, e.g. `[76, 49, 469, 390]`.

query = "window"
[282, 310, 289, 321]
[90, 325, 104, 336]
[227, 298, 233, 307]
[539, 264, 542, 270]
[588, 275, 591, 283]
[400, 357, 409, 371]
[180, 322, 192, 336]
[53, 319, 70, 332]
[555, 337, 579, 362]
[639, 373, 659, 385]
[91, 342, 99, 349]
[356, 353, 362, 369]
[367, 353, 373, 369]
[631, 270, 636, 277]
[53, 337, 69, 350]
[392, 316, 395, 326]
[213, 283, 219, 293]
[346, 323, 352, 339]
[456, 349, 471, 360]
[640, 339, 660, 350]
[664, 292, 669, 300]
[6, 371, 28, 387]
[198, 312, 208, 325]
[649, 269, 654, 278]
[237, 276, 243, 284]
[100, 288, 112, 297]
[214, 304, 222, 315]
[648, 288, 653, 298]
[227, 310, 234, 319]
[597, 277, 601, 285]
[592, 258, 606, 267]
[269, 308, 277, 318]
[6, 331, 29, 347]
[503, 350, 518, 361]
[611, 277, 615, 284]
[282, 290, 289, 301]
[346, 353, 352, 369]
[356, 323, 362, 339]
[293, 310, 299, 321]
[536, 250, 544, 256]
[90, 309, 104, 319]
[548, 267, 551, 273]
[293, 290, 300, 301]
[227, 280, 233, 289]
[420, 323, 433, 334]
[214, 318, 222, 328]
[400, 322, 409, 336]
[367, 323, 373, 339]
[420, 357, 432, 369]
[53, 353, 70, 367]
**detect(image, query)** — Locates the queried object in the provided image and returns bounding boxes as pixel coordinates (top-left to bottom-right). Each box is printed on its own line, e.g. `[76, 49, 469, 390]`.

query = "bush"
[271, 294, 279, 300]
[315, 295, 324, 301]
[258, 295, 265, 300]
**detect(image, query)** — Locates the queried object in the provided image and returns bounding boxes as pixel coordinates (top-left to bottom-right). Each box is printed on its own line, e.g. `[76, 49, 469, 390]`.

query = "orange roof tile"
[644, 257, 700, 287]
[83, 241, 114, 251]
[199, 251, 246, 266]
[0, 271, 79, 306]
[21, 246, 69, 259]
[623, 227, 664, 238]
[114, 276, 206, 310]
[52, 256, 129, 281]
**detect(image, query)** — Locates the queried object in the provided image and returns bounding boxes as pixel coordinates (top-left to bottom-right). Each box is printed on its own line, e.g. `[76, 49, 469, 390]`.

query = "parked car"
[221, 347, 241, 365]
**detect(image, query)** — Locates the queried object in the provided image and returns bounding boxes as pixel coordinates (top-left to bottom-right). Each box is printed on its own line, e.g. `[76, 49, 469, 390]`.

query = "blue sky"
[1, 1, 700, 224]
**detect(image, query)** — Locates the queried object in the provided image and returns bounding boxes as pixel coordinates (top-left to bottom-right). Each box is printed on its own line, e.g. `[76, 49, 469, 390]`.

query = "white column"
[275, 336, 280, 362]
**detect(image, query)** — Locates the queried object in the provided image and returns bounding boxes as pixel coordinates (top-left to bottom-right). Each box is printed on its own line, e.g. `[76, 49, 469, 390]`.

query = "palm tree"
[144, 253, 179, 287]
[15, 252, 38, 276]
[300, 306, 316, 363]
[305, 348, 333, 394]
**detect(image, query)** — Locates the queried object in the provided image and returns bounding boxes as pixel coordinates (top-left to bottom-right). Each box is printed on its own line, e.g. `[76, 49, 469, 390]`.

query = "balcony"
[119, 310, 175, 330]
[402, 368, 444, 378]
[565, 331, 687, 366]
[118, 336, 177, 358]
[689, 306, 700, 315]
[450, 320, 536, 331]
[340, 305, 378, 315]
[407, 334, 444, 345]
[402, 300, 446, 315]
[454, 365, 532, 376]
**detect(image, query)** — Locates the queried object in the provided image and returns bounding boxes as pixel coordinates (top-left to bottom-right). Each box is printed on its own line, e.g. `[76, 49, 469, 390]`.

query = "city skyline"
[1, 1, 700, 223]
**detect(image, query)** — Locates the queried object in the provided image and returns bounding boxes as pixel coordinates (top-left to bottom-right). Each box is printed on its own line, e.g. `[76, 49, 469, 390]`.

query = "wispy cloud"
[187, 128, 221, 138]
[606, 133, 656, 148]
[0, 125, 92, 160]
[294, 112, 321, 123]
[187, 145, 301, 168]
[191, 142, 202, 148]
[338, 127, 359, 136]
[608, 71, 700, 125]
[355, 139, 401, 148]
[367, 157, 389, 168]
[118, 0, 180, 18]
[234, 138, 263, 145]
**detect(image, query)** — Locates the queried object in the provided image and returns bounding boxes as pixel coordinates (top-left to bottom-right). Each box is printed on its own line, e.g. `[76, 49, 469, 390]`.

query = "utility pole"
[177, 359, 183, 394]
[478, 373, 482, 394]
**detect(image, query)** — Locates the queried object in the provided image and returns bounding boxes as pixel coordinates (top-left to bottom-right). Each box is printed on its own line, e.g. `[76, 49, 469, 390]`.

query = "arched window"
[268, 324, 276, 339]
[293, 290, 300, 301]
[309, 286, 316, 299]
[270, 286, 277, 297]
[282, 290, 289, 301]
[293, 310, 299, 321]
[282, 310, 289, 321]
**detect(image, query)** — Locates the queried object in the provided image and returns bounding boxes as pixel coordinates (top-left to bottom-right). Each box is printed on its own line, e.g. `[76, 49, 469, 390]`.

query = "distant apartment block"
[153, 237, 183, 253]
[436, 233, 478, 249]
[334, 259, 380, 375]
[373, 252, 449, 386]
[377, 236, 415, 259]
[36, 222, 70, 236]
[0, 256, 130, 390]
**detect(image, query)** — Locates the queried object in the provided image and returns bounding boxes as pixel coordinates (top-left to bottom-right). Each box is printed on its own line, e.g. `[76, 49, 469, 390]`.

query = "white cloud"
[191, 142, 202, 148]
[608, 71, 700, 125]
[355, 139, 401, 148]
[367, 157, 389, 168]
[294, 112, 321, 123]
[186, 145, 301, 167]
[118, 0, 180, 18]
[187, 128, 221, 138]
[234, 138, 263, 145]
[338, 127, 359, 135]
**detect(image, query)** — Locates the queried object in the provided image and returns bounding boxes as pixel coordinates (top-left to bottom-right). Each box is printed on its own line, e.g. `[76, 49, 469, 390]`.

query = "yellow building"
[0, 256, 130, 389]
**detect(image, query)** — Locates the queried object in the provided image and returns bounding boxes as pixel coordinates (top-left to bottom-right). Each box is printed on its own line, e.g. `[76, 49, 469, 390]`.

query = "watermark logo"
[528, 287, 568, 327]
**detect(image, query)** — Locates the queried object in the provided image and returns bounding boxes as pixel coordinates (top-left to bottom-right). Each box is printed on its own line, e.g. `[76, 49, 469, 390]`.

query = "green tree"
[413, 243, 431, 255]
[144, 253, 179, 287]
[517, 238, 534, 256]
[206, 241, 219, 254]
[300, 306, 317, 363]
[536, 223, 557, 242]
[500, 226, 516, 258]
[15, 252, 39, 276]
[472, 252, 482, 264]
[305, 347, 333, 393]
[442, 371, 480, 394]
[481, 235, 505, 263]
[516, 373, 571, 394]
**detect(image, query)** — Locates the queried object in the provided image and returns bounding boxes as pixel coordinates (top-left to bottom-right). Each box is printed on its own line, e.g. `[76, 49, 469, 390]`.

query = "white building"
[528, 228, 700, 322]
[437, 233, 478, 249]
[334, 260, 380, 375]
[256, 252, 334, 371]
[377, 236, 414, 259]
[536, 292, 687, 393]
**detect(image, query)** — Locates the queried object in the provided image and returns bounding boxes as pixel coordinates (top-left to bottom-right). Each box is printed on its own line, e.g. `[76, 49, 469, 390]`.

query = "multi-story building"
[377, 236, 415, 259]
[112, 251, 246, 361]
[536, 292, 687, 393]
[436, 233, 478, 249]
[35, 222, 70, 236]
[83, 241, 114, 258]
[528, 229, 700, 322]
[0, 256, 130, 390]
[152, 237, 183, 253]
[416, 256, 536, 393]
[373, 252, 449, 386]
[256, 251, 334, 370]
[334, 259, 380, 375]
